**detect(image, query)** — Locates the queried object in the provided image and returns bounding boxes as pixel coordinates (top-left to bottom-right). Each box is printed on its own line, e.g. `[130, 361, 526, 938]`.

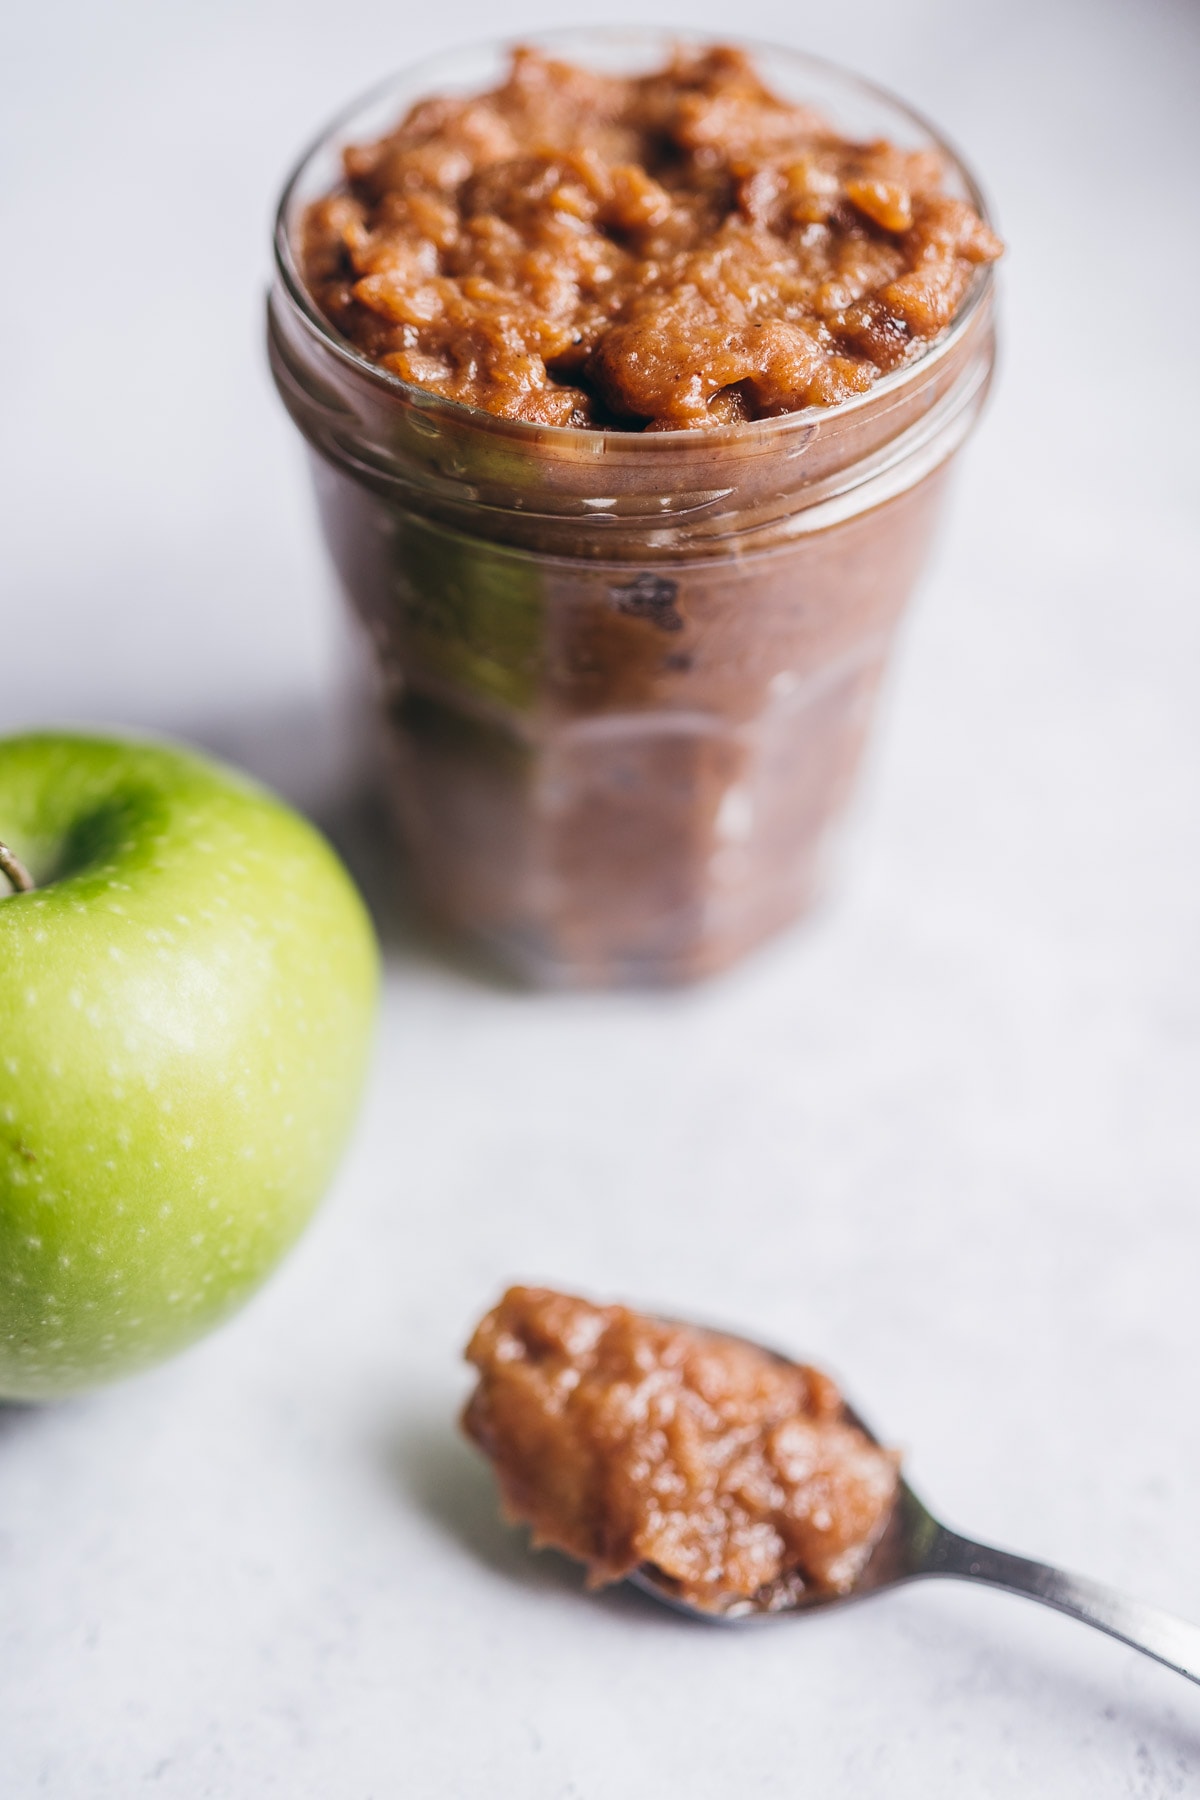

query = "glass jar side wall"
[311, 456, 954, 983]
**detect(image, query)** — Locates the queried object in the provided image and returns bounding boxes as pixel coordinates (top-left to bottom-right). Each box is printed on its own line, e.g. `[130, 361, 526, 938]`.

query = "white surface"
[2, 0, 1199, 1793]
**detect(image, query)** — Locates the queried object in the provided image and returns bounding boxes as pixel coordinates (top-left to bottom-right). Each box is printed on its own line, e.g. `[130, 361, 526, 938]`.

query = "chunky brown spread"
[463, 1286, 900, 1612]
[302, 45, 1002, 430]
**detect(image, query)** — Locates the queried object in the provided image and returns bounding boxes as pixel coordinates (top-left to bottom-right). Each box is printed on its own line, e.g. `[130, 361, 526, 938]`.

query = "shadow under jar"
[269, 30, 998, 986]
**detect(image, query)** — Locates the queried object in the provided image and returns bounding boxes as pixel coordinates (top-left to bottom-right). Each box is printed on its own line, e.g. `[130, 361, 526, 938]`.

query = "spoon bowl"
[628, 1329, 1200, 1685]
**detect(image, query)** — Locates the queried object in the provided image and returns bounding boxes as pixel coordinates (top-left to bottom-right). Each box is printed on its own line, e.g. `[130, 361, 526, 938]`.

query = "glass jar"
[269, 30, 998, 985]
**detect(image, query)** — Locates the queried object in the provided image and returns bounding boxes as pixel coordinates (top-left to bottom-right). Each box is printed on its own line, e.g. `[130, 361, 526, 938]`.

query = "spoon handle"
[919, 1523, 1200, 1685]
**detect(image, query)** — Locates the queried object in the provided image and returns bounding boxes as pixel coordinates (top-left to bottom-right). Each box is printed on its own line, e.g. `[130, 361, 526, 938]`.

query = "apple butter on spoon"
[463, 1287, 1200, 1682]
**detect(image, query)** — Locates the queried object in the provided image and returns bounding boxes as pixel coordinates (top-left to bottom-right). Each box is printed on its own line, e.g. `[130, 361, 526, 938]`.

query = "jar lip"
[272, 27, 998, 451]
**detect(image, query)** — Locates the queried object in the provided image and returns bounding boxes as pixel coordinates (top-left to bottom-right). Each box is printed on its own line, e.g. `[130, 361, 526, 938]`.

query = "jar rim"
[272, 27, 998, 451]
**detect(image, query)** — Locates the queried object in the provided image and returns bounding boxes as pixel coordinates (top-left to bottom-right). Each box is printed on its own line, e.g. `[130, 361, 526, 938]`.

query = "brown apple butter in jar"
[463, 1286, 900, 1614]
[269, 31, 1001, 984]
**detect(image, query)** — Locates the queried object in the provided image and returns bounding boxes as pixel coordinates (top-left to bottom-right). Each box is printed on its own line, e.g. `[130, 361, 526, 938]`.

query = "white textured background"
[2, 1, 1199, 1794]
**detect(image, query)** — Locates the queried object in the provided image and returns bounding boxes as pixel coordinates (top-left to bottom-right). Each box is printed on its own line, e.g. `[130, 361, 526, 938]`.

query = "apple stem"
[0, 840, 34, 895]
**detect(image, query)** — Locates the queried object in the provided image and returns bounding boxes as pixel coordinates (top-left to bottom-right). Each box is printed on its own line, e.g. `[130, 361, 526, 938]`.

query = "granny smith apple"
[0, 731, 378, 1399]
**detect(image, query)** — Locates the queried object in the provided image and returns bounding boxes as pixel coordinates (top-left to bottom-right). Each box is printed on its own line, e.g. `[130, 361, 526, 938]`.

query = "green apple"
[0, 731, 378, 1400]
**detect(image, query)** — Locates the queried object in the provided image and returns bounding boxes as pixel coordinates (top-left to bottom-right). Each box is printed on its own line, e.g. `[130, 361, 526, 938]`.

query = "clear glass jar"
[269, 30, 998, 985]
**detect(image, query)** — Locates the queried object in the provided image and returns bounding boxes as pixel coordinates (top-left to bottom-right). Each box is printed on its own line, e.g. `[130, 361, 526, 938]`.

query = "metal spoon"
[629, 1334, 1200, 1686]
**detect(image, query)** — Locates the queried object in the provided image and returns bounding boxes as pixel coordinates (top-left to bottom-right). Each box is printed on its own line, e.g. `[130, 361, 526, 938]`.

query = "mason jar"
[269, 31, 998, 985]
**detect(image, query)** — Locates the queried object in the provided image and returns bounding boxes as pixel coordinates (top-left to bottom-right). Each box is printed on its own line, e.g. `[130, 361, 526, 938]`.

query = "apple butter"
[302, 45, 1001, 431]
[463, 1286, 900, 1613]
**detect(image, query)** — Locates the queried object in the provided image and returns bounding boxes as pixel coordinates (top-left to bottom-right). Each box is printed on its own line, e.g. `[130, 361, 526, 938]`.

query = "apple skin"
[0, 732, 378, 1400]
